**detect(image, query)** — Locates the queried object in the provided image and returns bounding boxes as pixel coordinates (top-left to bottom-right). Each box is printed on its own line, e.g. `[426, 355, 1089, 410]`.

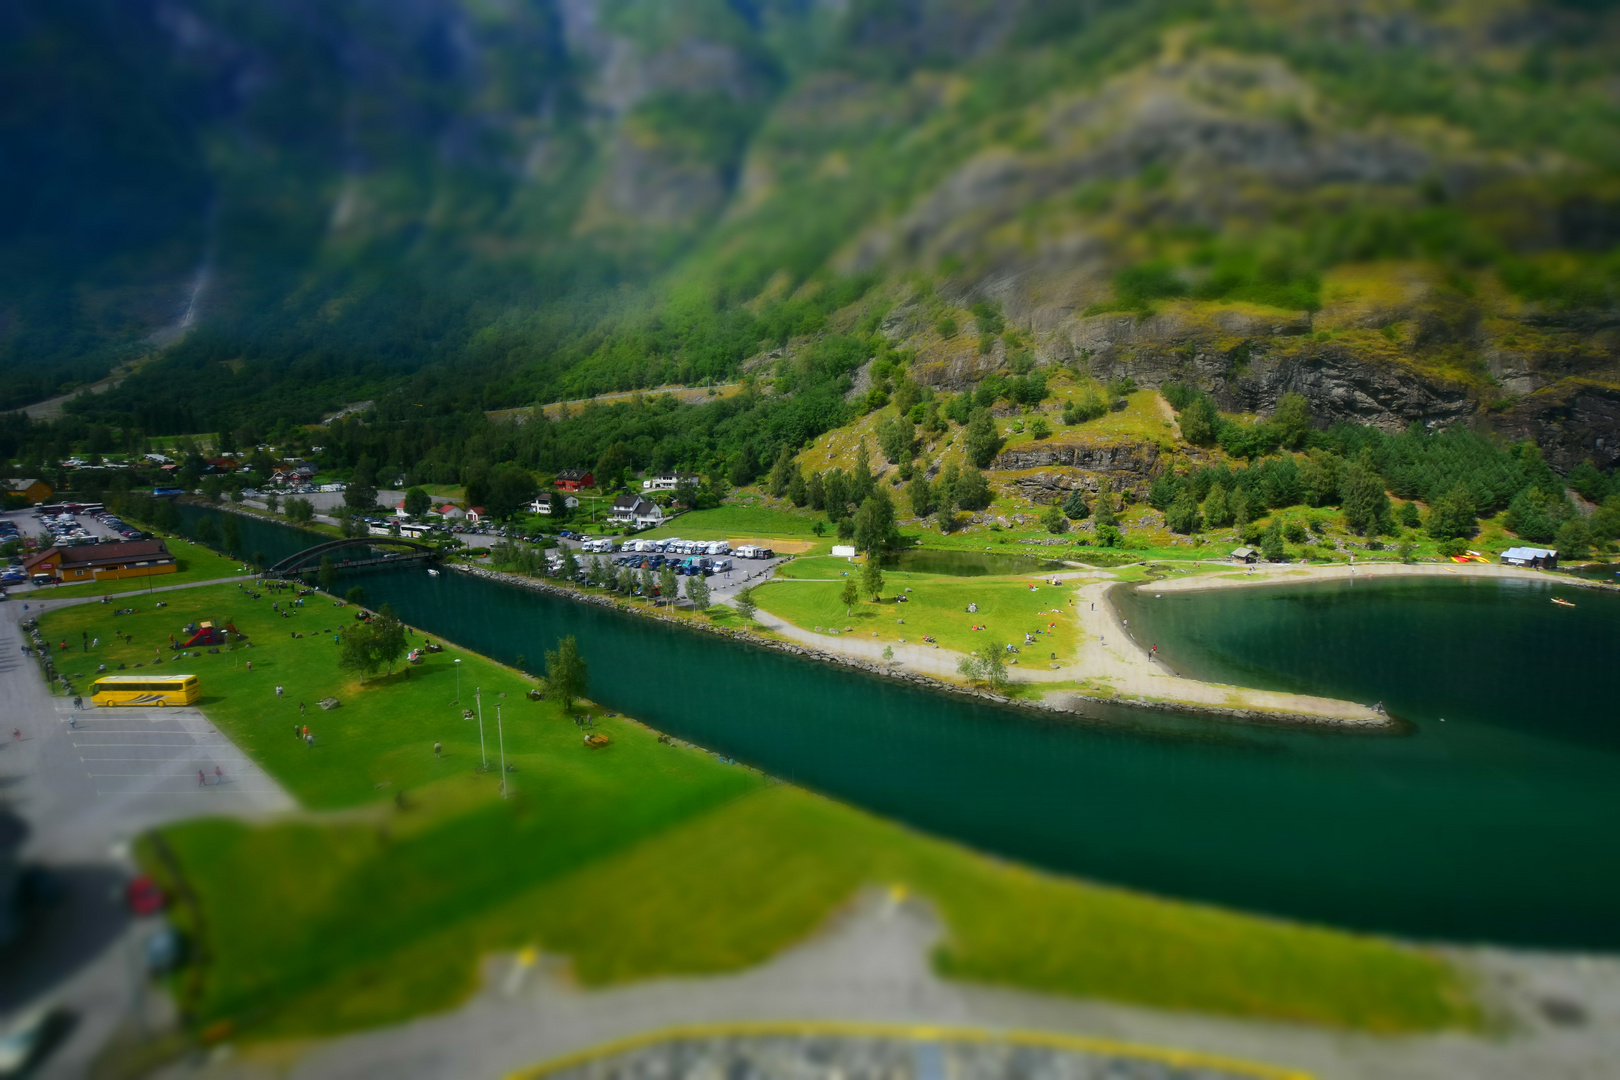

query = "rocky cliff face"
[991, 440, 1166, 501]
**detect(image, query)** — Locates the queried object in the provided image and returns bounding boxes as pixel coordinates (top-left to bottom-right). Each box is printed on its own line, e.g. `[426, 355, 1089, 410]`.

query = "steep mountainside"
[6, 0, 1619, 466]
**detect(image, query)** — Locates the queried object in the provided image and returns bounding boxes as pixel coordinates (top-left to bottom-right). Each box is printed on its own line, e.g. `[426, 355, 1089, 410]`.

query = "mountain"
[5, 0, 1619, 467]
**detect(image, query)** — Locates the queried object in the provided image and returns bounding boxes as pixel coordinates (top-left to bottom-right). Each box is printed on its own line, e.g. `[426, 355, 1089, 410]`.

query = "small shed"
[1500, 546, 1558, 569]
[1230, 547, 1258, 563]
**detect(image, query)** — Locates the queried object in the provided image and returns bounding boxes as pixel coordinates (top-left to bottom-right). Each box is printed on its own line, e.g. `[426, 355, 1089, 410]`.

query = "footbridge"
[264, 537, 439, 578]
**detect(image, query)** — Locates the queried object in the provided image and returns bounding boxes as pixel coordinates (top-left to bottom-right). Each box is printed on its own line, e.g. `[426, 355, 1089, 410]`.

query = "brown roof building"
[24, 540, 178, 583]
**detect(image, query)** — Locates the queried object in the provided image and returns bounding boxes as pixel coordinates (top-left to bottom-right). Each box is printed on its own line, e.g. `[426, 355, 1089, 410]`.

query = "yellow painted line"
[504, 1020, 1313, 1080]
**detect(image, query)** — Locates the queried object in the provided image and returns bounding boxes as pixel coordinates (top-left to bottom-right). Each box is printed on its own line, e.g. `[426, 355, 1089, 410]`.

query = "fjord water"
[183, 508, 1620, 948]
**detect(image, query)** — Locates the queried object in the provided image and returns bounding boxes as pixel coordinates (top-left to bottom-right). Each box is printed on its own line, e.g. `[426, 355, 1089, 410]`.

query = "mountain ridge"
[4, 0, 1619, 468]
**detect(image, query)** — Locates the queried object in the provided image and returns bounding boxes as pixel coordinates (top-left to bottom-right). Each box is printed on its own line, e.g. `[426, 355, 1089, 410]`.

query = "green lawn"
[39, 537, 249, 600]
[755, 569, 1081, 657]
[642, 500, 828, 542]
[43, 584, 1478, 1039]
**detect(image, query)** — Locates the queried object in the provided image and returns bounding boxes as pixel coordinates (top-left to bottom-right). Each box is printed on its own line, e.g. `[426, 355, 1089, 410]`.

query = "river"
[176, 506, 1620, 950]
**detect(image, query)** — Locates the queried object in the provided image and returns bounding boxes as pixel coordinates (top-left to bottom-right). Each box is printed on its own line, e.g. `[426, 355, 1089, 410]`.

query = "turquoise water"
[176, 507, 1620, 948]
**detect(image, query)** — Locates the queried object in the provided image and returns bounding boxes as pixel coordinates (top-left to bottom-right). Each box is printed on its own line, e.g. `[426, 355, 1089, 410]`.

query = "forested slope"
[5, 0, 1619, 468]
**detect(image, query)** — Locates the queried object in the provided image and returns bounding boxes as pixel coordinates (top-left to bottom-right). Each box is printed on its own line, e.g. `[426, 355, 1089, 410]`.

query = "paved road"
[0, 581, 292, 1079]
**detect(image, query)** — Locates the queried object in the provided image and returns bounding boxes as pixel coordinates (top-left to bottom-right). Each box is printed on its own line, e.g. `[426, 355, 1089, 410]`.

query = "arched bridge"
[265, 537, 439, 578]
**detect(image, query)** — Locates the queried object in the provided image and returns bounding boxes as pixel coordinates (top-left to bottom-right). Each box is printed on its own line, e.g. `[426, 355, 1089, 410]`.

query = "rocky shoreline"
[453, 564, 1392, 733]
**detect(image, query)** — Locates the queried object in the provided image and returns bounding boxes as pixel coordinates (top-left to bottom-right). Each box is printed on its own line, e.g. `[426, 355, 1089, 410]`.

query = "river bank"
[455, 563, 1395, 730]
[160, 504, 1581, 729]
[134, 508, 1620, 949]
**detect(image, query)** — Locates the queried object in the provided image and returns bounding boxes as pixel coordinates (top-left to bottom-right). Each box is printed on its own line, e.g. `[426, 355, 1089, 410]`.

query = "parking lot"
[546, 535, 788, 603]
[62, 707, 287, 804]
[1, 508, 148, 594]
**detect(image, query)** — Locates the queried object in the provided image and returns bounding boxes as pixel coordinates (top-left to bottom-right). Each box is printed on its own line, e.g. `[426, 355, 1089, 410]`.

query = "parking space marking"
[95, 787, 282, 796]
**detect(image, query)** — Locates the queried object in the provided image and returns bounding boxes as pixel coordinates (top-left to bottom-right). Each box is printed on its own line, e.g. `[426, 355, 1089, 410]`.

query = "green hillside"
[4, 0, 1619, 475]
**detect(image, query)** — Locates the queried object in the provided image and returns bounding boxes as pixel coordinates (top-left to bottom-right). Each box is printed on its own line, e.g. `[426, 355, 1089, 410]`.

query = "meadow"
[755, 567, 1080, 658]
[42, 582, 1478, 1039]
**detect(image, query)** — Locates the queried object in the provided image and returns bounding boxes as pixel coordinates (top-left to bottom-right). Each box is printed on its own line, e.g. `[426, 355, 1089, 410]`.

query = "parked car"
[125, 876, 166, 916]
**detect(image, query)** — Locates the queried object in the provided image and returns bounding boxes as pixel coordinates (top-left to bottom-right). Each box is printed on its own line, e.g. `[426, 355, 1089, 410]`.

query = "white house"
[435, 504, 465, 521]
[641, 473, 697, 492]
[609, 493, 664, 528]
[529, 493, 579, 516]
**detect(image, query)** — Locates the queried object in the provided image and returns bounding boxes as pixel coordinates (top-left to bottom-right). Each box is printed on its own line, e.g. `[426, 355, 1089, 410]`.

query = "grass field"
[42, 584, 1478, 1039]
[36, 537, 249, 600]
[755, 569, 1080, 658]
[641, 500, 829, 541]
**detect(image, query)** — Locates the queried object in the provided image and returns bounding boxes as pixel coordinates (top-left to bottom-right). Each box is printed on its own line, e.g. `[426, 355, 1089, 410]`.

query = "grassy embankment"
[41, 583, 1477, 1039]
[758, 560, 1080, 658]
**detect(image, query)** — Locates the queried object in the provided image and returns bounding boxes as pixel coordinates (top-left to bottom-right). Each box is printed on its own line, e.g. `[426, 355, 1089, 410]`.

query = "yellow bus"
[91, 674, 201, 707]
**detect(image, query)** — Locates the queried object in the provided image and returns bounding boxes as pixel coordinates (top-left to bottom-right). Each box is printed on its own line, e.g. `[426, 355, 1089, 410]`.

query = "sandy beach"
[753, 558, 1606, 726]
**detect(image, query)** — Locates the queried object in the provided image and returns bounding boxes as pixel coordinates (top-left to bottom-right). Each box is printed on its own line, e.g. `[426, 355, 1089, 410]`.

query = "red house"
[555, 469, 594, 491]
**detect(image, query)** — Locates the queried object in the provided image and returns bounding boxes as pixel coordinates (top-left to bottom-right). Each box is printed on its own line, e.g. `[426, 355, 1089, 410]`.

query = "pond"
[881, 547, 1067, 577]
[173, 505, 1620, 949]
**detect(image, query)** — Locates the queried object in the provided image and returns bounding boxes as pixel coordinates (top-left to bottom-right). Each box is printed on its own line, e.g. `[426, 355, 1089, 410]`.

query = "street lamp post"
[476, 686, 488, 772]
[496, 703, 507, 798]
[454, 657, 461, 704]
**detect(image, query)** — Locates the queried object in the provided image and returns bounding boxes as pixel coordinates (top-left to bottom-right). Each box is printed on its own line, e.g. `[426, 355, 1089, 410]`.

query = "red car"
[126, 876, 166, 916]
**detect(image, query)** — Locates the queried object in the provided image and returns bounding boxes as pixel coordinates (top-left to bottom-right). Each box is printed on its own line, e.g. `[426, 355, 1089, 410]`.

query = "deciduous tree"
[965, 408, 1003, 467]
[544, 635, 588, 712]
[861, 557, 884, 602]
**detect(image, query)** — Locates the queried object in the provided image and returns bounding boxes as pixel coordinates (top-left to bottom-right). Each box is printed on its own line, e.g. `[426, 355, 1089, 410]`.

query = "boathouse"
[1500, 546, 1558, 569]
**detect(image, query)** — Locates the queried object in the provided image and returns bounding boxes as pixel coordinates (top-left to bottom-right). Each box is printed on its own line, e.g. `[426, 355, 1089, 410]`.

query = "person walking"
[305, 732, 314, 748]
[275, 685, 283, 698]
[215, 765, 223, 782]
[198, 769, 207, 787]
[68, 715, 76, 730]
[11, 728, 19, 742]
[299, 702, 306, 716]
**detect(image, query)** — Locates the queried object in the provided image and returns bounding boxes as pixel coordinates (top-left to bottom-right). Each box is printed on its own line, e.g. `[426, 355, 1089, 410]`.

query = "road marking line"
[95, 788, 277, 797]
[71, 741, 225, 747]
[505, 1021, 1313, 1080]
[86, 772, 234, 777]
[81, 758, 193, 763]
